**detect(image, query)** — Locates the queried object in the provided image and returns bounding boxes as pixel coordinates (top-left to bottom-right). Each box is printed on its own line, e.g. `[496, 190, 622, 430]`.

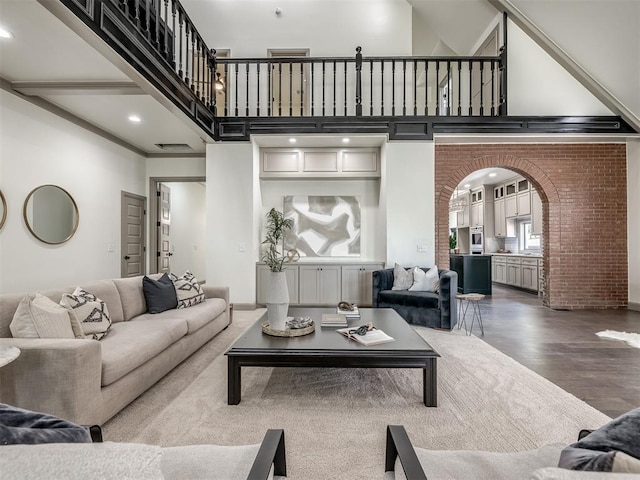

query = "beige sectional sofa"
[0, 274, 230, 426]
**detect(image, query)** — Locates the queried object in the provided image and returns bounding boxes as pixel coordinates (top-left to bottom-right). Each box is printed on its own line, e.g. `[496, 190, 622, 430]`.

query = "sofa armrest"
[201, 285, 229, 305]
[438, 270, 458, 330]
[247, 429, 286, 480]
[0, 338, 103, 425]
[385, 425, 427, 480]
[372, 269, 394, 307]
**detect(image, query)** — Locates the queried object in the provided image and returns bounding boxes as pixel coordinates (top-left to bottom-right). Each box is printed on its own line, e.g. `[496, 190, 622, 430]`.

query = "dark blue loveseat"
[372, 267, 458, 329]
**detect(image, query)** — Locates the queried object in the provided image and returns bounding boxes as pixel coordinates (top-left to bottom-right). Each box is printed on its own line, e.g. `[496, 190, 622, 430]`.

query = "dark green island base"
[449, 254, 492, 295]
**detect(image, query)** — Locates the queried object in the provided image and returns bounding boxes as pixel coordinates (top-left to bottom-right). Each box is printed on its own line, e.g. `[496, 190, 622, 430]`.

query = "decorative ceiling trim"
[11, 81, 144, 96]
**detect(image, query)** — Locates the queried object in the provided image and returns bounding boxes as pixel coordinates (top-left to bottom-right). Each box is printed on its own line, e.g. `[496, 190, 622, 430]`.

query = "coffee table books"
[336, 327, 395, 346]
[337, 304, 360, 319]
[321, 313, 348, 328]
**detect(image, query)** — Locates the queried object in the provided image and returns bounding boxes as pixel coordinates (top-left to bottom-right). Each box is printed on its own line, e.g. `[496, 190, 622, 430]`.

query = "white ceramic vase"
[266, 271, 289, 330]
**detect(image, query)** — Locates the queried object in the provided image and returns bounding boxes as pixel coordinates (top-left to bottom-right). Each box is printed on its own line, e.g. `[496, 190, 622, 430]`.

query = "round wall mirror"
[23, 185, 79, 244]
[0, 190, 6, 231]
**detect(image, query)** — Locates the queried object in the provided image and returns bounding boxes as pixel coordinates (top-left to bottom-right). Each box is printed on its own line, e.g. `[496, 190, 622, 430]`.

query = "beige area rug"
[104, 310, 611, 480]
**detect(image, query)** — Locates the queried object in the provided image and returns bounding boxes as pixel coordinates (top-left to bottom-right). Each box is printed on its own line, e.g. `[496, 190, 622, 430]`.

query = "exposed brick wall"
[435, 144, 628, 310]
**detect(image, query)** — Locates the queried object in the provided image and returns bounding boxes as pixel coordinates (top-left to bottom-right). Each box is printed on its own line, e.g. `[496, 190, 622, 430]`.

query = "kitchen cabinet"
[299, 265, 341, 305]
[341, 264, 384, 306]
[492, 256, 506, 283]
[531, 190, 542, 235]
[494, 199, 516, 237]
[505, 181, 517, 197]
[521, 258, 538, 291]
[260, 148, 380, 179]
[505, 257, 522, 287]
[256, 264, 299, 304]
[470, 202, 483, 227]
[505, 195, 518, 218]
[517, 191, 531, 216]
[457, 205, 470, 228]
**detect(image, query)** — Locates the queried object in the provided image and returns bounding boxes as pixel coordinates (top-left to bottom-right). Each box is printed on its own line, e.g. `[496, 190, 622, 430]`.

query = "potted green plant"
[449, 231, 457, 253]
[262, 208, 294, 330]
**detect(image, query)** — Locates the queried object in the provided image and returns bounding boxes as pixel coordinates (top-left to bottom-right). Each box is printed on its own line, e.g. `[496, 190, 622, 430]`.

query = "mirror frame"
[0, 190, 6, 231]
[23, 185, 79, 245]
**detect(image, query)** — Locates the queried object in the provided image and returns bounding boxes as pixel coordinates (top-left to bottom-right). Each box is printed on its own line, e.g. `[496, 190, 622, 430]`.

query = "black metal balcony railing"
[214, 49, 505, 119]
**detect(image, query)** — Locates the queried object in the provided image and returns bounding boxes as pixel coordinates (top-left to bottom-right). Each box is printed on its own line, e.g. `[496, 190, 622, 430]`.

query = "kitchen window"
[520, 222, 540, 250]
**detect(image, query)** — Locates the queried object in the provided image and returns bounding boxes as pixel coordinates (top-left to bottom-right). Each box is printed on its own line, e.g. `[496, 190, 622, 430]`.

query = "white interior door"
[121, 192, 146, 278]
[157, 183, 172, 274]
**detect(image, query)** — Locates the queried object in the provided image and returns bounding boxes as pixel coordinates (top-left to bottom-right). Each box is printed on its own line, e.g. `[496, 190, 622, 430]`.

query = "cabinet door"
[506, 264, 521, 286]
[470, 203, 483, 226]
[318, 266, 341, 304]
[505, 196, 517, 218]
[257, 265, 299, 304]
[517, 191, 531, 216]
[457, 206, 469, 228]
[531, 190, 542, 235]
[494, 199, 505, 237]
[521, 265, 538, 291]
[496, 262, 506, 283]
[299, 266, 320, 304]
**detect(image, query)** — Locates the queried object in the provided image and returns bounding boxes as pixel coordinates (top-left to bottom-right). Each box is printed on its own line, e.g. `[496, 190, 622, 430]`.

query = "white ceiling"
[252, 134, 387, 148]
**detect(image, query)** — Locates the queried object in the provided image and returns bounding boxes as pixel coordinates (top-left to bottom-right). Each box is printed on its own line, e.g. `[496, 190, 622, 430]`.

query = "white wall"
[628, 140, 640, 308]
[146, 156, 205, 178]
[511, 0, 640, 119]
[384, 141, 435, 268]
[163, 182, 206, 282]
[206, 143, 256, 305]
[181, 0, 412, 57]
[260, 179, 383, 262]
[507, 19, 612, 116]
[0, 91, 146, 293]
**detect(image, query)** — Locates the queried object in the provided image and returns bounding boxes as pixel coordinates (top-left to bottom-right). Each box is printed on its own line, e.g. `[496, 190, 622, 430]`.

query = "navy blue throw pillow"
[143, 273, 178, 314]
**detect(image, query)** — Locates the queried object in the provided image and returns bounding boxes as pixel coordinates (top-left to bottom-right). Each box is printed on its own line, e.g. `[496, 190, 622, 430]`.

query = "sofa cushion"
[530, 466, 638, 479]
[161, 444, 263, 480]
[60, 287, 112, 340]
[143, 274, 178, 314]
[392, 263, 414, 290]
[394, 444, 564, 480]
[378, 290, 439, 309]
[113, 275, 162, 321]
[135, 298, 226, 335]
[10, 293, 76, 339]
[79, 280, 124, 324]
[100, 318, 188, 386]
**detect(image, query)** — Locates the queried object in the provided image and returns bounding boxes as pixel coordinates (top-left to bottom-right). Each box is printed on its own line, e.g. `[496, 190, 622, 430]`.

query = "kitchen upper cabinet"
[494, 199, 505, 237]
[505, 195, 518, 218]
[531, 189, 543, 236]
[470, 202, 483, 227]
[256, 264, 299, 304]
[299, 265, 341, 305]
[341, 264, 383, 306]
[517, 192, 531, 216]
[505, 181, 517, 197]
[457, 205, 470, 228]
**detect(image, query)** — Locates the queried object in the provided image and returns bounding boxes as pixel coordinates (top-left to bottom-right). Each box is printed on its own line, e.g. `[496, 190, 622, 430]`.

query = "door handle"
[124, 255, 130, 260]
[168, 252, 173, 256]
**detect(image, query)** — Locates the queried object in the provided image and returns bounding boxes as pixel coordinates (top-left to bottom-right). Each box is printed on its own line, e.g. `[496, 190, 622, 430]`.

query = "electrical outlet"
[417, 244, 428, 253]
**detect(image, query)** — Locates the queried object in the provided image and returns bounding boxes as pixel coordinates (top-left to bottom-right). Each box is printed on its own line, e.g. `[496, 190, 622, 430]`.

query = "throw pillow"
[558, 407, 640, 472]
[170, 270, 206, 308]
[60, 287, 112, 340]
[143, 273, 178, 314]
[391, 263, 414, 290]
[409, 266, 440, 292]
[10, 293, 75, 339]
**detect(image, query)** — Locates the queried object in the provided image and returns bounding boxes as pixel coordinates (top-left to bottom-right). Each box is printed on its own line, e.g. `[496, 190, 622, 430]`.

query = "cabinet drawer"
[492, 256, 507, 264]
[506, 257, 521, 265]
[521, 258, 538, 267]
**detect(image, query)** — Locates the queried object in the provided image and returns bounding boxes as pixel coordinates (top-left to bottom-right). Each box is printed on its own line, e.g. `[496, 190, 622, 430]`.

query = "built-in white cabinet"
[521, 258, 538, 291]
[257, 262, 384, 306]
[261, 148, 380, 179]
[505, 257, 522, 287]
[492, 255, 540, 292]
[531, 189, 543, 236]
[256, 264, 299, 304]
[299, 265, 342, 305]
[469, 188, 484, 227]
[495, 175, 532, 219]
[494, 199, 516, 238]
[341, 265, 381, 306]
[492, 255, 506, 283]
[505, 195, 518, 218]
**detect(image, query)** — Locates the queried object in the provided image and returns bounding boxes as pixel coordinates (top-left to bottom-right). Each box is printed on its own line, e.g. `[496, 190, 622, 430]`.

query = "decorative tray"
[262, 317, 315, 337]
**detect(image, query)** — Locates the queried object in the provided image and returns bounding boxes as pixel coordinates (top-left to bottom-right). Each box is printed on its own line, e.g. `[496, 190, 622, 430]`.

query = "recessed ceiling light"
[289, 138, 296, 143]
[464, 183, 471, 188]
[0, 26, 14, 39]
[488, 172, 497, 177]
[342, 138, 350, 143]
[128, 115, 141, 123]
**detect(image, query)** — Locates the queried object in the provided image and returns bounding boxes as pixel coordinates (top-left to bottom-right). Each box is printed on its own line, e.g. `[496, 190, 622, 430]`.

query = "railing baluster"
[145, 0, 150, 38]
[310, 62, 315, 115]
[184, 24, 190, 84]
[381, 61, 384, 115]
[163, 0, 169, 58]
[171, 2, 176, 66]
[457, 61, 462, 116]
[246, 62, 250, 116]
[121, 0, 128, 16]
[469, 60, 473, 116]
[190, 29, 195, 90]
[344, 60, 347, 116]
[278, 62, 282, 116]
[332, 60, 336, 116]
[413, 59, 417, 116]
[369, 59, 373, 116]
[224, 63, 228, 116]
[135, 0, 141, 28]
[300, 62, 304, 116]
[195, 38, 200, 97]
[211, 51, 216, 113]
[435, 61, 439, 116]
[322, 60, 325, 116]
[480, 61, 484, 116]
[425, 60, 429, 115]
[267, 62, 271, 117]
[391, 60, 395, 116]
[155, 0, 160, 46]
[446, 60, 451, 116]
[257, 63, 261, 116]
[402, 59, 406, 116]
[177, 9, 183, 77]
[491, 60, 495, 116]
[234, 62, 239, 116]
[289, 61, 293, 117]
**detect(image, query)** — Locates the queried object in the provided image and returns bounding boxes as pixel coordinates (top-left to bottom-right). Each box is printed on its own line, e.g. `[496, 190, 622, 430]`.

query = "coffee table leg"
[423, 359, 437, 407]
[228, 357, 241, 405]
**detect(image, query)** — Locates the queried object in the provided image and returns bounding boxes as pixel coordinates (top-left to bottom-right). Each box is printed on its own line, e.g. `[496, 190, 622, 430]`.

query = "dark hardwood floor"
[469, 284, 640, 418]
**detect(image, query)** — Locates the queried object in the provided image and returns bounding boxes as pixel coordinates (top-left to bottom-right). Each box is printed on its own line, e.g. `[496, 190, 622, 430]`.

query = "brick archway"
[434, 144, 628, 310]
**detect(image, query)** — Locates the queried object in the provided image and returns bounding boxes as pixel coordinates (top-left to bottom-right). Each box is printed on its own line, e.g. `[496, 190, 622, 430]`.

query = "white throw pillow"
[409, 266, 440, 292]
[10, 293, 75, 339]
[60, 287, 111, 340]
[170, 270, 206, 308]
[392, 263, 414, 290]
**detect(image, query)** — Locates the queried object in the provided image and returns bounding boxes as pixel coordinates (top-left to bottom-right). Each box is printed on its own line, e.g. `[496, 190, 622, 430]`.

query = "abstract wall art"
[283, 195, 361, 257]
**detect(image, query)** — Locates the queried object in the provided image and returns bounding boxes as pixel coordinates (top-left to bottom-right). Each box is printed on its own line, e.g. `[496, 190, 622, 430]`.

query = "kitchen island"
[449, 254, 492, 295]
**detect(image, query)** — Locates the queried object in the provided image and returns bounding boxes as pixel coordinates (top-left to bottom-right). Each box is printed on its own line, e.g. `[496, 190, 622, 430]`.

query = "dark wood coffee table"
[225, 307, 440, 406]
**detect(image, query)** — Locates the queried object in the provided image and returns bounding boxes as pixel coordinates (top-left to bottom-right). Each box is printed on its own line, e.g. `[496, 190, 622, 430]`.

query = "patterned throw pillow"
[392, 263, 414, 290]
[170, 270, 206, 309]
[60, 287, 111, 340]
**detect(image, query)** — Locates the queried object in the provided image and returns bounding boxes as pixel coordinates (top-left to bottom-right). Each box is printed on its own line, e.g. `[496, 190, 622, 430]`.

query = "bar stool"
[455, 293, 485, 336]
